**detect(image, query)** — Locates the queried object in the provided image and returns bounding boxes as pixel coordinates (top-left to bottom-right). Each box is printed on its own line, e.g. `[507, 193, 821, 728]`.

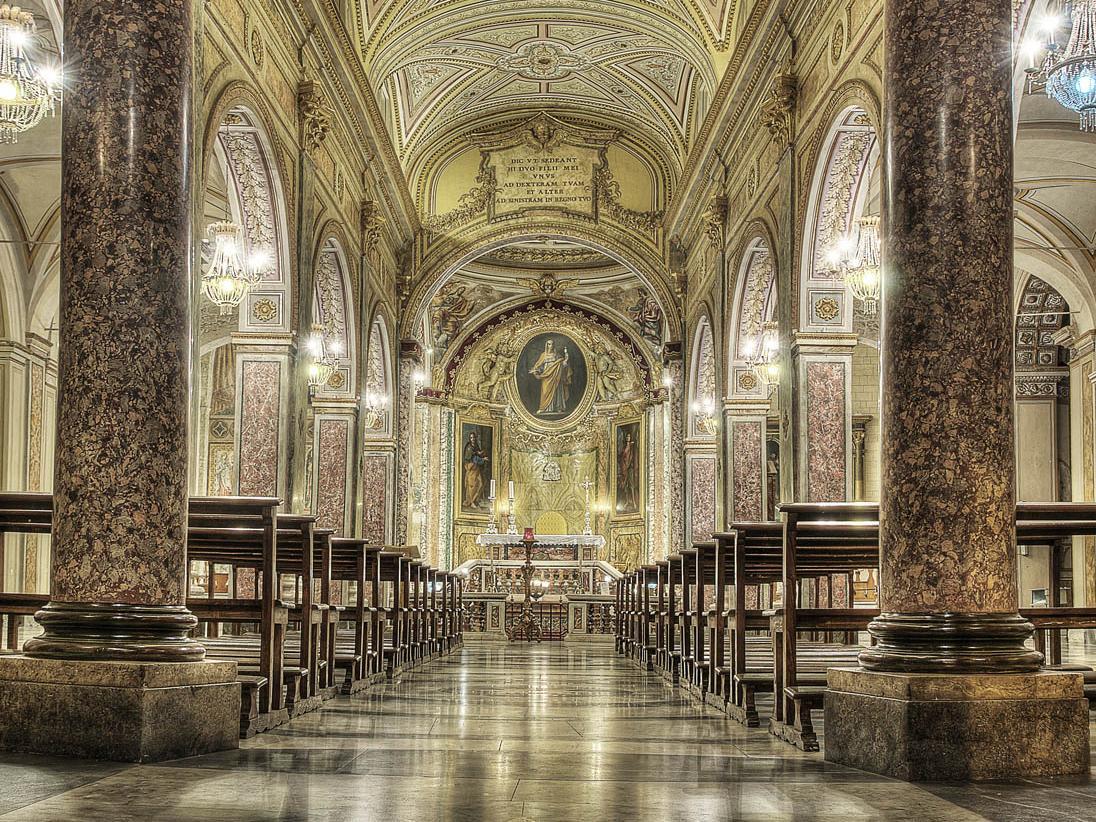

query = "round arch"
[407, 223, 680, 341]
[797, 94, 881, 334]
[313, 235, 358, 396]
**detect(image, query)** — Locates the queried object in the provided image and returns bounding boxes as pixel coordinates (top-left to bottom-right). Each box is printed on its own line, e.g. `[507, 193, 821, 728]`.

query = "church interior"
[0, 0, 1096, 818]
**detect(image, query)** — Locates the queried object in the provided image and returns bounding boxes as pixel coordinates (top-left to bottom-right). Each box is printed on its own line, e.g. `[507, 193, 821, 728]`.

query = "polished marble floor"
[1, 642, 1096, 821]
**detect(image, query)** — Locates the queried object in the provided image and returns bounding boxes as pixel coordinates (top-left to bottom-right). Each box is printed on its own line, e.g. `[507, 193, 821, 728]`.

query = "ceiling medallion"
[496, 40, 590, 81]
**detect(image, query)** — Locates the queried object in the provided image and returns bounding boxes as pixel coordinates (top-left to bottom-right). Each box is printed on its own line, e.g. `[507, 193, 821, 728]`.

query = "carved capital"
[297, 80, 332, 153]
[360, 199, 386, 254]
[703, 195, 727, 251]
[760, 73, 797, 147]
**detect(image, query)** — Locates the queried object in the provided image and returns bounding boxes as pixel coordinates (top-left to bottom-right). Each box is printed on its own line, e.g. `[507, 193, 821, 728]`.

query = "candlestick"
[507, 495, 517, 535]
[485, 493, 498, 535]
[508, 480, 514, 499]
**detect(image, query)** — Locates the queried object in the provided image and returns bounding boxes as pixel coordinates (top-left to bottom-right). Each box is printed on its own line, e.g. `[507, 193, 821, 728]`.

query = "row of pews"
[616, 501, 1096, 752]
[0, 492, 463, 737]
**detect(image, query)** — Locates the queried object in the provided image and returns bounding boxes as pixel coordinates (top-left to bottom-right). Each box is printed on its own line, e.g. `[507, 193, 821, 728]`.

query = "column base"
[824, 667, 1090, 781]
[0, 655, 240, 762]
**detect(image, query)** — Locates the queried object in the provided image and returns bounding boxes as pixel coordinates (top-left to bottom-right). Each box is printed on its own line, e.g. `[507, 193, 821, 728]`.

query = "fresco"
[515, 332, 588, 422]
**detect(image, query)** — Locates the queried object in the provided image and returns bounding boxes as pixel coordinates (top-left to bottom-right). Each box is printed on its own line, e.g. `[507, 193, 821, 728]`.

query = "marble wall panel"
[315, 417, 350, 532]
[238, 359, 281, 497]
[806, 361, 847, 502]
[688, 455, 717, 544]
[731, 420, 764, 521]
[361, 453, 389, 543]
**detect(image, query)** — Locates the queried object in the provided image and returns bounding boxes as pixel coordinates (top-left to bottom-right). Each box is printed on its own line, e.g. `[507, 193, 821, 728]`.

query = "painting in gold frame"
[457, 417, 498, 517]
[611, 419, 642, 517]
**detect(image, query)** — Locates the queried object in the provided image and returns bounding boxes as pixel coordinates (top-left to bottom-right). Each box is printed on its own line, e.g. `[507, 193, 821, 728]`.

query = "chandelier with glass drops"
[744, 320, 780, 396]
[0, 5, 60, 144]
[201, 221, 266, 314]
[1026, 1, 1096, 131]
[831, 216, 882, 316]
[306, 323, 342, 394]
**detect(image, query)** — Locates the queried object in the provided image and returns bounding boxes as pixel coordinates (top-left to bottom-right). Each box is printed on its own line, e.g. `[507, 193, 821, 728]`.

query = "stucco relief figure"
[430, 283, 473, 351]
[628, 292, 663, 347]
[479, 341, 515, 401]
[515, 332, 588, 421]
[591, 343, 623, 400]
[460, 424, 493, 513]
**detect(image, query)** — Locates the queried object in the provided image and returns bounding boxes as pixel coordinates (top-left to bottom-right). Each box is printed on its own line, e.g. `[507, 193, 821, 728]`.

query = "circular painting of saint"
[515, 332, 588, 422]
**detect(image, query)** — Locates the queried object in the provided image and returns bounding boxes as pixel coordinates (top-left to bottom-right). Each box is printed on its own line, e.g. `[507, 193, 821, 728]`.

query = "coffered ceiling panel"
[359, 0, 723, 188]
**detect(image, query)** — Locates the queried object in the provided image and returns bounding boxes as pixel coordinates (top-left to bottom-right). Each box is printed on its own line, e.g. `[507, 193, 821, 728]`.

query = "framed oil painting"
[612, 419, 642, 517]
[514, 331, 588, 424]
[458, 418, 496, 516]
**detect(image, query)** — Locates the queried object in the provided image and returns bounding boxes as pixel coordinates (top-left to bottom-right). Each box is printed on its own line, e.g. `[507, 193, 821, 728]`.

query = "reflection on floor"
[0, 643, 1095, 821]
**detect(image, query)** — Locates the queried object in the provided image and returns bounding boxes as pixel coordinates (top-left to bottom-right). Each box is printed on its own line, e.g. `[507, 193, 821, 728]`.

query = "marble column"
[865, 0, 1029, 672]
[25, 0, 202, 660]
[0, 0, 239, 763]
[824, 0, 1088, 780]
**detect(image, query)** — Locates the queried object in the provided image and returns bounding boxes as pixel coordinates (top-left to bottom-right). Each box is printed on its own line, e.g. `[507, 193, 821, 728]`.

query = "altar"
[475, 533, 606, 562]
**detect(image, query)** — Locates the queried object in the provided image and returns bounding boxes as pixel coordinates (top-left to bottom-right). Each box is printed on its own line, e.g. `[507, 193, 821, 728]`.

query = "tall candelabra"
[581, 478, 593, 536]
[507, 538, 543, 643]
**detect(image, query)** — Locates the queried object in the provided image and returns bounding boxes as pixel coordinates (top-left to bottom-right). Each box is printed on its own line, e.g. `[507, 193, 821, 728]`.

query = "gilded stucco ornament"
[814, 296, 840, 322]
[298, 80, 332, 154]
[760, 72, 797, 147]
[703, 195, 727, 250]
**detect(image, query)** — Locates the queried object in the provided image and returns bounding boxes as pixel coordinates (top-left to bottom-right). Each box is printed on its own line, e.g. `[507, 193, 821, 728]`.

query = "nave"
[1, 643, 1093, 822]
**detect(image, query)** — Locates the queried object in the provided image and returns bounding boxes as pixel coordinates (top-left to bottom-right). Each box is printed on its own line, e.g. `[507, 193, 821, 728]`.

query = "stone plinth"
[824, 668, 1090, 781]
[0, 656, 240, 763]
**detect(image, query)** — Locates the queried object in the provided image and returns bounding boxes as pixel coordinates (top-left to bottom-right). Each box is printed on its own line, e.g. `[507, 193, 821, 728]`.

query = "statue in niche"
[591, 342, 623, 401]
[516, 332, 588, 420]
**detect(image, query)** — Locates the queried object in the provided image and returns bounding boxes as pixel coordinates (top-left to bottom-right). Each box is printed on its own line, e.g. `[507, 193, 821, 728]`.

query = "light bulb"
[249, 249, 271, 270]
[1037, 14, 1061, 35]
[328, 340, 343, 357]
[862, 269, 879, 289]
[39, 65, 61, 87]
[1077, 73, 1096, 95]
[0, 79, 18, 101]
[7, 29, 28, 48]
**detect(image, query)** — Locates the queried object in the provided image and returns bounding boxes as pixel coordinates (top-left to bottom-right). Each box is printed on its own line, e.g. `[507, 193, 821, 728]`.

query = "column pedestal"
[0, 657, 239, 762]
[825, 668, 1088, 781]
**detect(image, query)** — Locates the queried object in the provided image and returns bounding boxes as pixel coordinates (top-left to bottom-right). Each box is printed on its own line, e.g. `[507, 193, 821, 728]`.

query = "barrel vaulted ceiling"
[354, 0, 732, 188]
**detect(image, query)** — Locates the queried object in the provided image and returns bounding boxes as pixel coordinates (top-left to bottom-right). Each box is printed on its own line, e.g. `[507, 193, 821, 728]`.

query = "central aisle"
[1, 643, 1093, 820]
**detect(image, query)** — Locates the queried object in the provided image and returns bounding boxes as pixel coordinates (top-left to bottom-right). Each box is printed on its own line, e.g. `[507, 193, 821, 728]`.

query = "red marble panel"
[315, 417, 349, 532]
[689, 456, 716, 543]
[806, 361, 847, 503]
[731, 420, 764, 521]
[361, 454, 388, 543]
[238, 360, 281, 497]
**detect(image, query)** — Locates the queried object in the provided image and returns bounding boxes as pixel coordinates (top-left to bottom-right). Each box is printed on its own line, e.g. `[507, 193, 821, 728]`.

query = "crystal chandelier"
[745, 321, 780, 396]
[690, 397, 719, 436]
[201, 221, 263, 314]
[1027, 1, 1096, 131]
[306, 323, 342, 394]
[0, 6, 60, 144]
[837, 216, 882, 316]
